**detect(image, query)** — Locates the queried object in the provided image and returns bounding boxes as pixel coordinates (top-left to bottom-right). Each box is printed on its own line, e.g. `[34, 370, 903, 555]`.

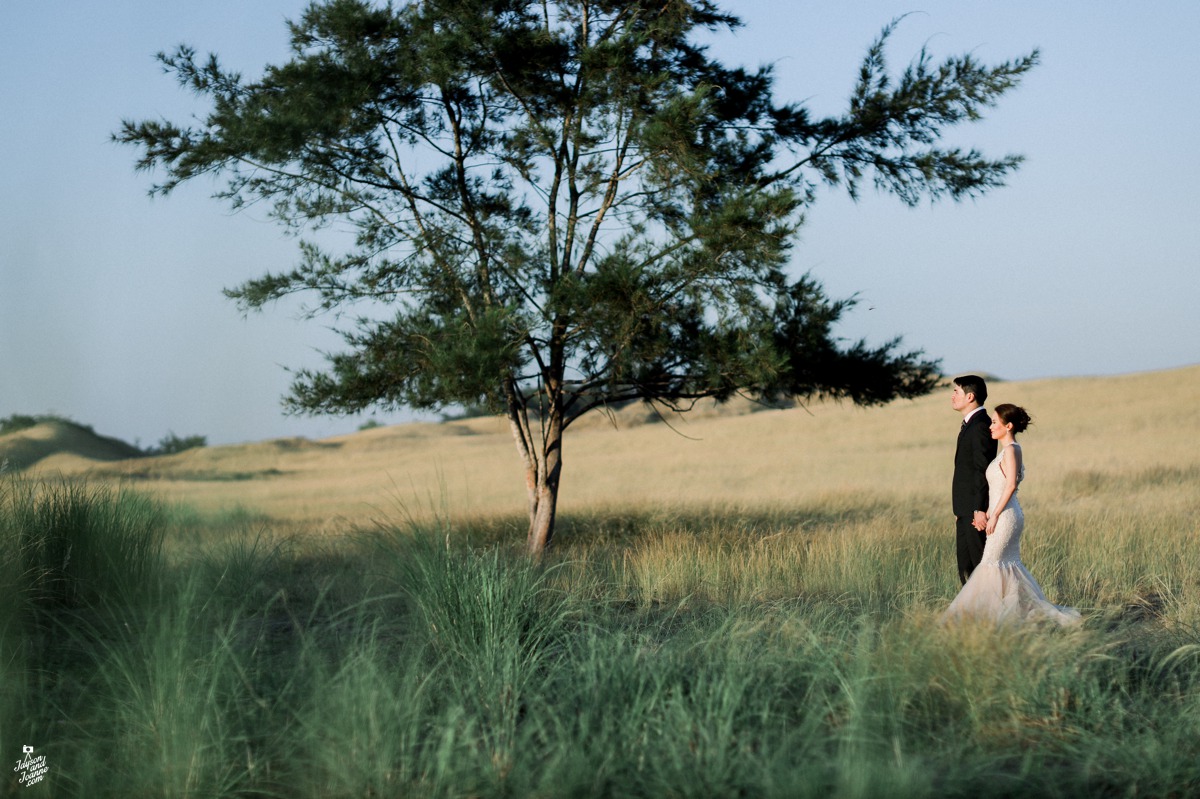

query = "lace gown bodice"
[942, 444, 1080, 626]
[980, 445, 1024, 566]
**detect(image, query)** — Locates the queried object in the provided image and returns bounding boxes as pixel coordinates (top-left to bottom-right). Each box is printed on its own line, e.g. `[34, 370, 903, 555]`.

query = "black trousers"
[955, 515, 987, 585]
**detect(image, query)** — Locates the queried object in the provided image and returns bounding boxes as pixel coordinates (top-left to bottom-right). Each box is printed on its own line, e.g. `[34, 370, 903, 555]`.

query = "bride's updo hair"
[994, 403, 1032, 434]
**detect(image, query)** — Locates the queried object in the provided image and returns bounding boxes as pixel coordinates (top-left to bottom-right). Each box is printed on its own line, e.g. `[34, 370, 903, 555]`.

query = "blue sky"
[2, 2, 1197, 446]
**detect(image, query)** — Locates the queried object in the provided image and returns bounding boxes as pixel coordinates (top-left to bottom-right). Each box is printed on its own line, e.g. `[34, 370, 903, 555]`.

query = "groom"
[951, 375, 997, 584]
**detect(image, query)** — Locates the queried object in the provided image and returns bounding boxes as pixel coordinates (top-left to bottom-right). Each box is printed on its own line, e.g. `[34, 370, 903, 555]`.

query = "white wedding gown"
[942, 444, 1081, 626]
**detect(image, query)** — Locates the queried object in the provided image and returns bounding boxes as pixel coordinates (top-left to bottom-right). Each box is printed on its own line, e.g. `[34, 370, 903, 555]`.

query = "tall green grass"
[0, 478, 163, 613]
[3, 474, 1200, 797]
[1, 478, 165, 795]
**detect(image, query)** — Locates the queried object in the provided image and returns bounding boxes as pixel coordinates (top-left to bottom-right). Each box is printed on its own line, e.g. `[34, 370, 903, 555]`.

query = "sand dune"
[7, 365, 1198, 529]
[0, 421, 143, 471]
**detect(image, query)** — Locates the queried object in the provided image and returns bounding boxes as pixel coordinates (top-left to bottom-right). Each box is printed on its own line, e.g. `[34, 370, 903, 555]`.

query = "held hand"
[972, 510, 988, 532]
[984, 514, 997, 536]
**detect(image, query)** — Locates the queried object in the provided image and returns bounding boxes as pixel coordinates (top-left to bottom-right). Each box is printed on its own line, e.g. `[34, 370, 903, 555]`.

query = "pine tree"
[118, 1, 1037, 553]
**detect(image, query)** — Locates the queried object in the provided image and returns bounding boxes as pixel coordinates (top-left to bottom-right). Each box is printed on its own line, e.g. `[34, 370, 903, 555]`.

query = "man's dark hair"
[953, 374, 988, 405]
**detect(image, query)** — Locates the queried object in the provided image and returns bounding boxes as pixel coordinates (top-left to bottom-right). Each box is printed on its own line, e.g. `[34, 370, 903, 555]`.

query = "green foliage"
[0, 413, 40, 435]
[0, 412, 94, 436]
[117, 1, 1037, 422]
[147, 431, 208, 456]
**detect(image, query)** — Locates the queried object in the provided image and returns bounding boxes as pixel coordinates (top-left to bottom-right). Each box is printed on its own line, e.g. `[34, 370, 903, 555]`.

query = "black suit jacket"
[953, 409, 997, 518]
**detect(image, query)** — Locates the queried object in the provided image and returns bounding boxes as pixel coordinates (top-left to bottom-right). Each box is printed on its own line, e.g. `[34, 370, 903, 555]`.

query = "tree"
[118, 1, 1037, 554]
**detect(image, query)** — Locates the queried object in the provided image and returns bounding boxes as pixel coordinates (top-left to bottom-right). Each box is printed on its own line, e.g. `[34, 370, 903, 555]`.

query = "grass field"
[3, 366, 1199, 797]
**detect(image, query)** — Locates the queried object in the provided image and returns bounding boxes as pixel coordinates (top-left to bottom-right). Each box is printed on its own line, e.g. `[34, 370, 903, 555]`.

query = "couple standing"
[942, 375, 1080, 626]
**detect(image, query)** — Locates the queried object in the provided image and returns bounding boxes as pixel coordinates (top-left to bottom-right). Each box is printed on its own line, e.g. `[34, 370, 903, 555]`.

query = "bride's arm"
[985, 446, 1020, 536]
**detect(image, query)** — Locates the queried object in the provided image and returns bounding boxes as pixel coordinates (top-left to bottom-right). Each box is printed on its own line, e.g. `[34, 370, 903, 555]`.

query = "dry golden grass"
[13, 365, 1200, 538]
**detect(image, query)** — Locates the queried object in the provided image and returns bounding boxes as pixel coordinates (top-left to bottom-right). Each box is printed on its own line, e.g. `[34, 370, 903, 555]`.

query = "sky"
[2, 1, 1197, 447]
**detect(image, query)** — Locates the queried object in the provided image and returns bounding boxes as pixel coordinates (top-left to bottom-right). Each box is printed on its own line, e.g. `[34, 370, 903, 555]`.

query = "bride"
[942, 403, 1081, 626]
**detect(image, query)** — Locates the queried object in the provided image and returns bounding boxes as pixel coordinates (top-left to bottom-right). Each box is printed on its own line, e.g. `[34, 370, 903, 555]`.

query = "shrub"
[149, 432, 207, 456]
[0, 413, 95, 436]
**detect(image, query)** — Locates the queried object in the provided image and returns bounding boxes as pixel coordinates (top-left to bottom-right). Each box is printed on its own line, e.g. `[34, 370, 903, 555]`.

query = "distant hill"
[1, 394, 778, 476]
[8, 365, 1198, 530]
[0, 420, 143, 472]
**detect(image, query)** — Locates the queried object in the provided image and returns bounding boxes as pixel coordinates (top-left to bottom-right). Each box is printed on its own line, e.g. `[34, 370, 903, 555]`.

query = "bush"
[149, 432, 207, 456]
[0, 413, 95, 436]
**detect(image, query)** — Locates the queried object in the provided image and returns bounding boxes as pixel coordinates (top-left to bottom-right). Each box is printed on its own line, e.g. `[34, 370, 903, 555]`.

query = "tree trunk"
[525, 410, 563, 556]
[505, 384, 565, 557]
